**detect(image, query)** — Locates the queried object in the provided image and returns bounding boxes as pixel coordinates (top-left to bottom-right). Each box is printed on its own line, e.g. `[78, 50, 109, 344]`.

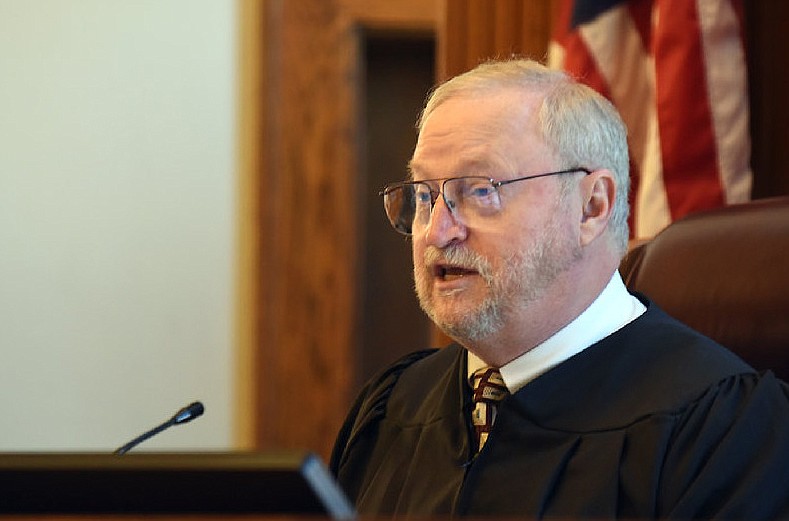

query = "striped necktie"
[469, 367, 508, 452]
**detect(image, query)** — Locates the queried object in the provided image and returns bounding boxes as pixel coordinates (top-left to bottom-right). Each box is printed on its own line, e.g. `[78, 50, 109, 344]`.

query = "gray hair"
[418, 59, 631, 256]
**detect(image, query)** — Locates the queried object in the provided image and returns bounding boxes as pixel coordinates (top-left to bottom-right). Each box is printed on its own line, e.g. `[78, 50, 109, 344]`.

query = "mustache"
[423, 245, 494, 282]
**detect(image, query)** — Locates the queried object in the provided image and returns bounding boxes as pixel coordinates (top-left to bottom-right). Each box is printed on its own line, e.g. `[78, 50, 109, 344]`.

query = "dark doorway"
[358, 34, 436, 389]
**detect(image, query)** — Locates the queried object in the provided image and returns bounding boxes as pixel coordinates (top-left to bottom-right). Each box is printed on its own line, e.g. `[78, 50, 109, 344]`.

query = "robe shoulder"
[516, 303, 761, 431]
[329, 347, 451, 472]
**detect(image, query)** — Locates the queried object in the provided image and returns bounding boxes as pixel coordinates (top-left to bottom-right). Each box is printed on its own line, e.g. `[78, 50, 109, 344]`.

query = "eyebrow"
[405, 160, 417, 180]
[407, 158, 497, 181]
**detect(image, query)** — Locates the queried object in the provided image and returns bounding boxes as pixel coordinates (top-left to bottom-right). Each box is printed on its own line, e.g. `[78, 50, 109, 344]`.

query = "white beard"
[414, 215, 581, 344]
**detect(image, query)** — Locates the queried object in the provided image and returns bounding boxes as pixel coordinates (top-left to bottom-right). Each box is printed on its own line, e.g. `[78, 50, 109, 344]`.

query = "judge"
[330, 58, 789, 519]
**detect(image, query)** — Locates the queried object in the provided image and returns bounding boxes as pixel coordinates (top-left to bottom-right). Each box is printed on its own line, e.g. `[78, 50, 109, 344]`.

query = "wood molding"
[340, 0, 438, 32]
[235, 0, 266, 450]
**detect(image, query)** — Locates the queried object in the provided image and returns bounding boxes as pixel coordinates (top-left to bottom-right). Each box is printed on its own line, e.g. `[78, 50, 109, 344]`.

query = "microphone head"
[172, 401, 205, 424]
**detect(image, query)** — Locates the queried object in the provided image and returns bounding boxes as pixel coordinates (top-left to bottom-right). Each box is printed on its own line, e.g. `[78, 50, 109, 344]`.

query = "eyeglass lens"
[383, 177, 501, 235]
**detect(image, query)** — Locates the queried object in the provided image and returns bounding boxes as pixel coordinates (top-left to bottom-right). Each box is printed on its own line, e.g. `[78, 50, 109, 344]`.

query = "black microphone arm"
[114, 401, 205, 455]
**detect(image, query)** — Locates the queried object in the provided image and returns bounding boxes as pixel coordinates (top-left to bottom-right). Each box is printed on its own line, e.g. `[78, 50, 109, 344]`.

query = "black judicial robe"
[330, 300, 789, 519]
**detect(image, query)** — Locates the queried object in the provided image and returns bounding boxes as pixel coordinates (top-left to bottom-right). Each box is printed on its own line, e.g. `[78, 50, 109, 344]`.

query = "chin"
[422, 298, 503, 344]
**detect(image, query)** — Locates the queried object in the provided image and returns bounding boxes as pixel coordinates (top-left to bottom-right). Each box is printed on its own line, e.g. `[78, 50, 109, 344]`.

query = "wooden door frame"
[238, 0, 438, 458]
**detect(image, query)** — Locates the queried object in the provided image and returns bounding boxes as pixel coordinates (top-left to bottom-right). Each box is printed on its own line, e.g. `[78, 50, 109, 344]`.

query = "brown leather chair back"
[620, 197, 789, 381]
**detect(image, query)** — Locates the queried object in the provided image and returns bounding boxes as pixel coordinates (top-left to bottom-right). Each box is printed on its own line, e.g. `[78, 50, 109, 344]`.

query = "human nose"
[422, 188, 468, 247]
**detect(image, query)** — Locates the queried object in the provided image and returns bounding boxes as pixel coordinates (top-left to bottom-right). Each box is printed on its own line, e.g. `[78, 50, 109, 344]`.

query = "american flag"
[549, 0, 752, 239]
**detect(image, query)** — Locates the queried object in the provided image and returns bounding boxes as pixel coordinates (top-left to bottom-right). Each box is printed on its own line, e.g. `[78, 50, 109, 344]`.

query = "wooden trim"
[234, 0, 266, 450]
[340, 0, 438, 32]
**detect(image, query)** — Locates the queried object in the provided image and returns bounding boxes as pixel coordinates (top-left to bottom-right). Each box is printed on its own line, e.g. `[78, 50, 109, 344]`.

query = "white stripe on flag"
[697, 0, 752, 205]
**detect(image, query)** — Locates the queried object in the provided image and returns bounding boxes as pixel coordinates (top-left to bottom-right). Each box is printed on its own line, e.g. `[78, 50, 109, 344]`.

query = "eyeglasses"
[380, 168, 591, 235]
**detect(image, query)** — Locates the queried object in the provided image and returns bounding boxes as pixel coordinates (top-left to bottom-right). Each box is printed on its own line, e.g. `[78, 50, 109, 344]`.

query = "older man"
[330, 59, 789, 519]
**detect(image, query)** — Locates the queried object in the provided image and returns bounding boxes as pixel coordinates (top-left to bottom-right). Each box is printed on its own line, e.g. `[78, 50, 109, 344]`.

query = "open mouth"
[434, 264, 478, 281]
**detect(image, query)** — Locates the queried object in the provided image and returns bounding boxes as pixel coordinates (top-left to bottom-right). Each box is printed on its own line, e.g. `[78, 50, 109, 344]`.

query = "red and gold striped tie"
[469, 367, 508, 452]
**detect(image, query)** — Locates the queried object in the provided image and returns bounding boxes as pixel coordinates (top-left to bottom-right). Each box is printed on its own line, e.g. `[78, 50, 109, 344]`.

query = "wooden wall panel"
[257, 0, 359, 459]
[439, 0, 552, 80]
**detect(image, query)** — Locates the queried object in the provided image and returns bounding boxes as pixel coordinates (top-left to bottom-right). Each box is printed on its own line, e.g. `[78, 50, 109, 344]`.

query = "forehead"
[409, 90, 555, 179]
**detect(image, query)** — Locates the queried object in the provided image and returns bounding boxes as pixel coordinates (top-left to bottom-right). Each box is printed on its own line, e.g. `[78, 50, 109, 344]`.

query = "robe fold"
[330, 300, 789, 519]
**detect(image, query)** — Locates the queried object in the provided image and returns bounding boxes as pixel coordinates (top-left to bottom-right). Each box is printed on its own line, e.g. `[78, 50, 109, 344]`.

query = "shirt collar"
[467, 271, 646, 393]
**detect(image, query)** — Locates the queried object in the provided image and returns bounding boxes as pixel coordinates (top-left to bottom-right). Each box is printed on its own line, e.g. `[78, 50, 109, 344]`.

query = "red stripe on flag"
[561, 33, 612, 99]
[627, 0, 653, 50]
[551, 0, 575, 42]
[653, 0, 724, 219]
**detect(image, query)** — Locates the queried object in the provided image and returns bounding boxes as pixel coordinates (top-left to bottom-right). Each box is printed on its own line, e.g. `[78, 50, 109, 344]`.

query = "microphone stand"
[114, 401, 204, 455]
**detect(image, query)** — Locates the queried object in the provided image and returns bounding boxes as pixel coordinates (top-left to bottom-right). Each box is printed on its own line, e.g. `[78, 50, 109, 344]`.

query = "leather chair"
[620, 197, 789, 381]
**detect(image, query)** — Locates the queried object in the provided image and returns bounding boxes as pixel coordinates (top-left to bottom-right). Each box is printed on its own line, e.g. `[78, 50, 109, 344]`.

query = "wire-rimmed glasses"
[379, 168, 591, 235]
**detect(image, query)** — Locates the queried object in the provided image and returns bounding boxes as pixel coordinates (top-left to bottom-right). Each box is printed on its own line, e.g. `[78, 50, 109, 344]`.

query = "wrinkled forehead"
[409, 90, 551, 180]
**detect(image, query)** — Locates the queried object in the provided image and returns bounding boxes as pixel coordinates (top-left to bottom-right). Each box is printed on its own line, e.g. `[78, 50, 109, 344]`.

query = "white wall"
[0, 0, 236, 450]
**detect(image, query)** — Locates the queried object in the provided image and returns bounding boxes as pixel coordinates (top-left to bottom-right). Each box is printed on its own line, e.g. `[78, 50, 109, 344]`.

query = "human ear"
[579, 169, 615, 247]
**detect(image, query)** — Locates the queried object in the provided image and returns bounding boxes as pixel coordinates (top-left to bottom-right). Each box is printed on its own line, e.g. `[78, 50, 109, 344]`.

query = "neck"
[464, 257, 619, 367]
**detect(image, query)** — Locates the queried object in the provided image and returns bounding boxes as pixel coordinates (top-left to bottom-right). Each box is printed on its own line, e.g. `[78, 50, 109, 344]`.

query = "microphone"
[114, 401, 205, 455]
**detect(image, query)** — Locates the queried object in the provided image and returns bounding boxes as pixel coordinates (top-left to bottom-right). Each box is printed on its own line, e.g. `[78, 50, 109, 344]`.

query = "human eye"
[462, 178, 496, 200]
[412, 183, 435, 205]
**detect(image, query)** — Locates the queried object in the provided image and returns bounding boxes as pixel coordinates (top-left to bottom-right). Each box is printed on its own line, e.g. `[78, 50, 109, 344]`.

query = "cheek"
[411, 241, 423, 268]
[477, 224, 529, 260]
